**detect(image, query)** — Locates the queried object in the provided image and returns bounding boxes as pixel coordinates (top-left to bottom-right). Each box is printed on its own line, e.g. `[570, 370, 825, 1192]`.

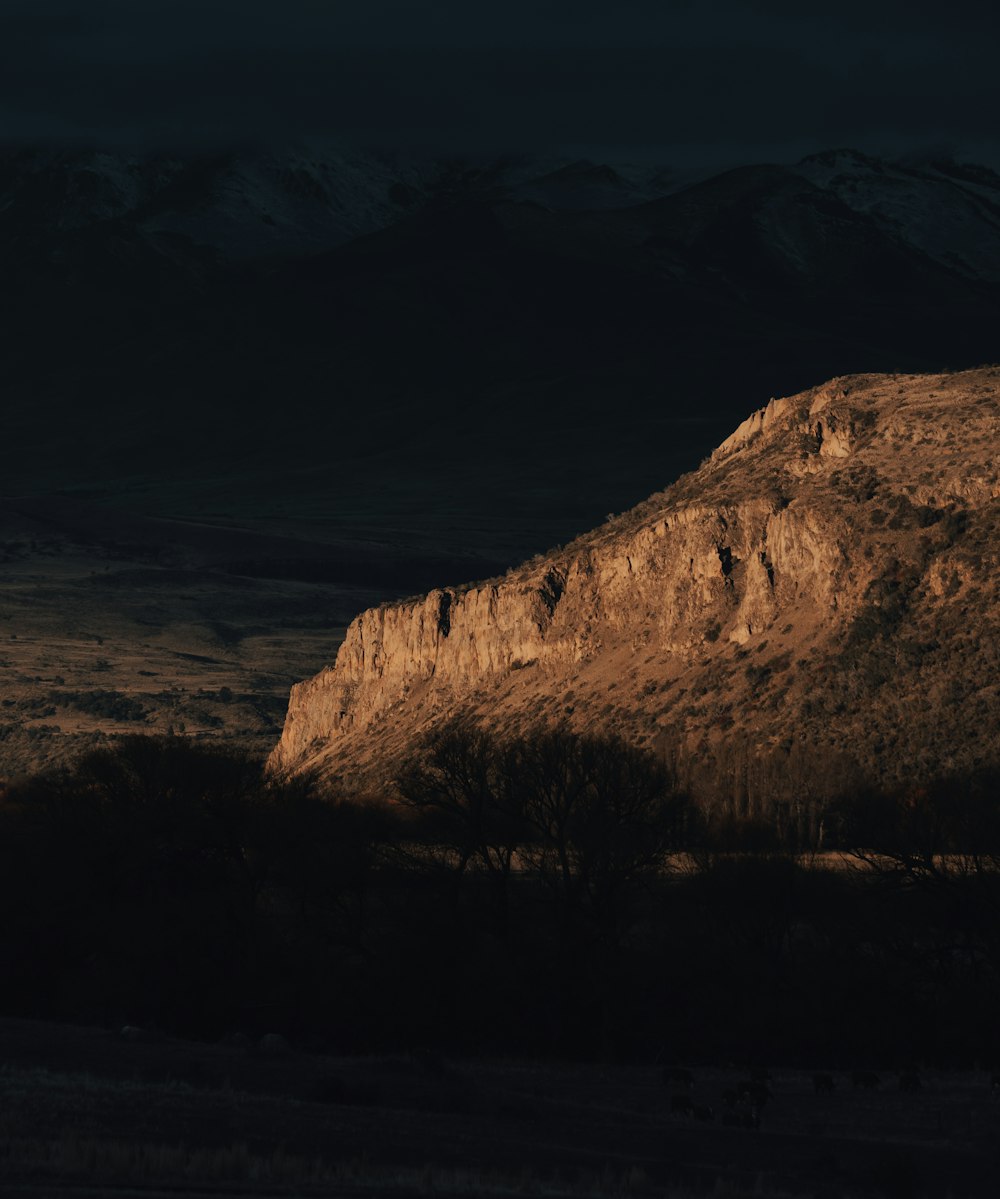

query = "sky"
[3, 0, 999, 167]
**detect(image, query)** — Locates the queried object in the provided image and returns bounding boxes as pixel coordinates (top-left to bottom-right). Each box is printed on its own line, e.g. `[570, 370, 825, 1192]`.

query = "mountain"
[792, 149, 1000, 283]
[270, 367, 1000, 807]
[2, 146, 1000, 588]
[0, 143, 421, 259]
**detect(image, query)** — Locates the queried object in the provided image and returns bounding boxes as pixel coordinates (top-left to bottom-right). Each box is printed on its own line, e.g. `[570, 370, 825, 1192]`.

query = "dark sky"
[4, 0, 999, 167]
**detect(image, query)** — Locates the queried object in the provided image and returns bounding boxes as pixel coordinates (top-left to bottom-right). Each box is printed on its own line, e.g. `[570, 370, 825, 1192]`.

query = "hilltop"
[272, 368, 1000, 806]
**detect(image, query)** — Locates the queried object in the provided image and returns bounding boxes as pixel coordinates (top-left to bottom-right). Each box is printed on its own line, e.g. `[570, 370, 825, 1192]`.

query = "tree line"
[1, 727, 999, 1065]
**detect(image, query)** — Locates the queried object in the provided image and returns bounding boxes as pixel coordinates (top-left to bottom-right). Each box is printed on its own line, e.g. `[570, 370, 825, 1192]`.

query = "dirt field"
[1, 1016, 998, 1197]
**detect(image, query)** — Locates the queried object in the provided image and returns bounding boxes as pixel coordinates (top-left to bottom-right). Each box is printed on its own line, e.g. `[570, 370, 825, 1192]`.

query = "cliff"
[270, 368, 1000, 805]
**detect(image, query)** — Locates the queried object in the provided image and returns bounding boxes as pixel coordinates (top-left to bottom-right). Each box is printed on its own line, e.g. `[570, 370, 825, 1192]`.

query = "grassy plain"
[1, 1017, 998, 1197]
[0, 495, 449, 774]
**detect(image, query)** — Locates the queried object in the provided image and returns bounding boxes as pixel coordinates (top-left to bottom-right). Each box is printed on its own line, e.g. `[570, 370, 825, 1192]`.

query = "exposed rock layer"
[271, 369, 1000, 804]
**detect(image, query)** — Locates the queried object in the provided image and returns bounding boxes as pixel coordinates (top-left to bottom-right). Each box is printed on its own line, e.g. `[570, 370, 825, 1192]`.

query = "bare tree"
[832, 770, 1000, 887]
[394, 717, 526, 926]
[510, 727, 691, 931]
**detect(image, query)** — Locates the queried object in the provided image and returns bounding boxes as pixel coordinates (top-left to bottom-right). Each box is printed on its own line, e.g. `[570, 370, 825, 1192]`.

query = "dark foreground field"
[1, 1018, 998, 1198]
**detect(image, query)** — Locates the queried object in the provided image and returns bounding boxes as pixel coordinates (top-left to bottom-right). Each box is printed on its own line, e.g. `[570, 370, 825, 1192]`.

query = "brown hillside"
[270, 368, 1000, 805]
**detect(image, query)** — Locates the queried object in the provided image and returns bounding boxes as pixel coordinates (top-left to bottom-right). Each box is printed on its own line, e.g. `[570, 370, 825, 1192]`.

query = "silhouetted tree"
[830, 769, 1000, 1016]
[511, 727, 691, 932]
[832, 769, 1000, 886]
[254, 768, 387, 950]
[395, 718, 527, 925]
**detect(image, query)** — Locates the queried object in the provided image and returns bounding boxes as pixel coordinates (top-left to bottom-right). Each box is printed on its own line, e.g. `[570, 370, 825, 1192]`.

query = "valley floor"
[0, 497, 427, 775]
[1, 1017, 998, 1197]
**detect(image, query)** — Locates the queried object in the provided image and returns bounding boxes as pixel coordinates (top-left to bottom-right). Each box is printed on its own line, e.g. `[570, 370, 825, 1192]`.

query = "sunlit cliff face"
[271, 368, 1000, 805]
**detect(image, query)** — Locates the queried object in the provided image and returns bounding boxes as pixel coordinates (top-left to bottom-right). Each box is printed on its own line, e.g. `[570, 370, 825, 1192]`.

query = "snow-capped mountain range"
[4, 144, 999, 280]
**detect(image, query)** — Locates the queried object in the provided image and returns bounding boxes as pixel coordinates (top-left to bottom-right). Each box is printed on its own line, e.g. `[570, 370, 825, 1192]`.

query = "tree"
[831, 770, 1000, 994]
[832, 769, 1000, 887]
[511, 727, 691, 932]
[394, 718, 526, 925]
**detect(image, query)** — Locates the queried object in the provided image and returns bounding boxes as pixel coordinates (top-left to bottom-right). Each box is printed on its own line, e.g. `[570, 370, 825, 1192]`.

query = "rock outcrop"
[271, 369, 1000, 806]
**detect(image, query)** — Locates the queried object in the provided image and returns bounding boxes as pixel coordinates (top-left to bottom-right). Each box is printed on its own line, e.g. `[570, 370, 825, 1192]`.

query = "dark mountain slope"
[2, 145, 999, 586]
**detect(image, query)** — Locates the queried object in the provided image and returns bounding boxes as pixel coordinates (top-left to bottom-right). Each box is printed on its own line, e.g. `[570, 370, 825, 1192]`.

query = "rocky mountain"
[271, 368, 1000, 807]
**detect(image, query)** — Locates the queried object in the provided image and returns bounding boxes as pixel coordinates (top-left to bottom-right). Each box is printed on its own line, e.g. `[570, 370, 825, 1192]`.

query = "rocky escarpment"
[271, 369, 1000, 806]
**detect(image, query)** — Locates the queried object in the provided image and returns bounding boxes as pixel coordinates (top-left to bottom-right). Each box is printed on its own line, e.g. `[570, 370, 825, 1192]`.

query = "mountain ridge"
[3, 141, 1000, 651]
[270, 368, 1000, 807]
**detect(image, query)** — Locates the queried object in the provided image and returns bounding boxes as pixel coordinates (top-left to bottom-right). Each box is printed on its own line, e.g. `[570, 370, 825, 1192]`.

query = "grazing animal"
[670, 1094, 695, 1116]
[813, 1072, 835, 1094]
[693, 1104, 714, 1121]
[737, 1080, 772, 1106]
[898, 1071, 922, 1093]
[662, 1067, 695, 1089]
[851, 1070, 881, 1090]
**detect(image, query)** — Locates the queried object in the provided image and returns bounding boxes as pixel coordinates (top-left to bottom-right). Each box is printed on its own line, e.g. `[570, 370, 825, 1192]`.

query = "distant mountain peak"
[798, 147, 885, 171]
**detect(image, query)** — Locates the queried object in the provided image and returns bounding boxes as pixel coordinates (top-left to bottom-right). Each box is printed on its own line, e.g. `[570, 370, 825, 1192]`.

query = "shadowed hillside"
[3, 147, 1000, 570]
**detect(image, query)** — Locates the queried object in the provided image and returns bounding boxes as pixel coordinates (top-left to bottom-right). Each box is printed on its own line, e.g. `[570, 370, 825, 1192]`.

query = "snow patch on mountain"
[794, 149, 1000, 282]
